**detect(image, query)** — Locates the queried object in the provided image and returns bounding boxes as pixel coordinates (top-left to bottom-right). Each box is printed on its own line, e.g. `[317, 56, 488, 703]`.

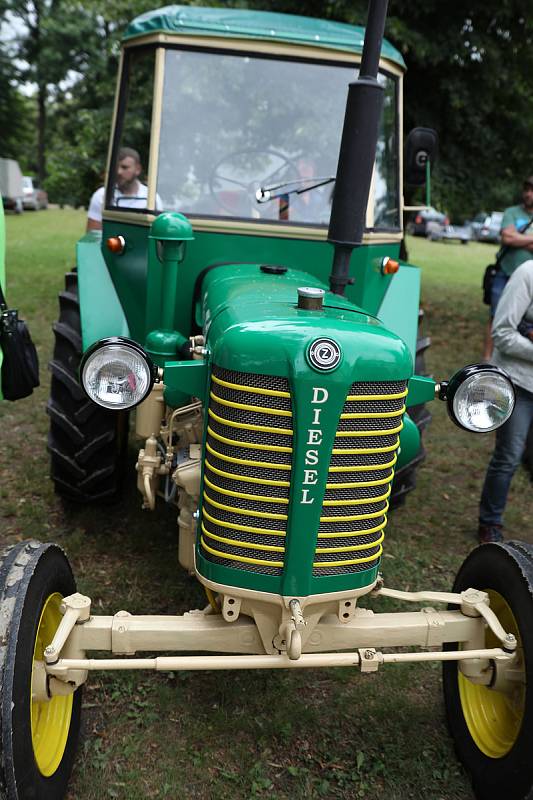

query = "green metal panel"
[77, 232, 130, 350]
[124, 6, 405, 68]
[407, 375, 436, 406]
[376, 264, 420, 363]
[102, 219, 401, 348]
[164, 360, 208, 406]
[194, 263, 413, 596]
[0, 201, 5, 399]
[395, 414, 421, 473]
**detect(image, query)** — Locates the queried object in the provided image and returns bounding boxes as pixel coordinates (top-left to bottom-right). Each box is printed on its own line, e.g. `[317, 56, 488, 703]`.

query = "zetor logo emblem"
[307, 338, 342, 371]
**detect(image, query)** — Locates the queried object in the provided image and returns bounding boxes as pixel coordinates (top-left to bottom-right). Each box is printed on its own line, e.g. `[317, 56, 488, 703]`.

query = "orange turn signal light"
[106, 235, 126, 255]
[381, 257, 399, 275]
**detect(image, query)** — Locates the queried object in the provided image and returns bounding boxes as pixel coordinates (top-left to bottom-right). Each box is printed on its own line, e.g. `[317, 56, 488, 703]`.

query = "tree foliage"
[1, 0, 532, 219]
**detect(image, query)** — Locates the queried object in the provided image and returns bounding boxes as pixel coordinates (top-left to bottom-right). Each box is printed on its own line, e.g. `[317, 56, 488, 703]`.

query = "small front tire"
[0, 541, 81, 799]
[443, 541, 533, 800]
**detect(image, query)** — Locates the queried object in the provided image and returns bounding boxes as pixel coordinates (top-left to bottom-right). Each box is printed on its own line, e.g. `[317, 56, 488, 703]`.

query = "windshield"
[156, 48, 399, 229]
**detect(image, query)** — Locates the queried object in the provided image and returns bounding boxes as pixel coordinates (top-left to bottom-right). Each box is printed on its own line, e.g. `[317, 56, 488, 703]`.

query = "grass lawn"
[1, 211, 528, 800]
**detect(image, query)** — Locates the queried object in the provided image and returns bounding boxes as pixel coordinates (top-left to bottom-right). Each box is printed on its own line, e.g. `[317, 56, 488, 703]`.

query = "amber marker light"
[106, 235, 126, 255]
[381, 256, 399, 275]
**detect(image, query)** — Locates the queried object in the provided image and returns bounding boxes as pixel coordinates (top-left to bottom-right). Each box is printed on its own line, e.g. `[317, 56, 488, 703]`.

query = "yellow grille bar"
[201, 537, 284, 568]
[205, 458, 291, 487]
[322, 487, 390, 506]
[208, 426, 293, 453]
[317, 517, 387, 539]
[328, 453, 398, 472]
[206, 442, 291, 471]
[340, 405, 405, 420]
[313, 546, 383, 568]
[210, 391, 292, 417]
[208, 407, 293, 436]
[203, 507, 286, 536]
[204, 491, 288, 520]
[320, 502, 389, 522]
[346, 389, 408, 401]
[316, 533, 385, 554]
[201, 523, 285, 553]
[204, 474, 289, 505]
[335, 422, 403, 438]
[211, 373, 290, 398]
[326, 459, 396, 484]
[331, 437, 400, 455]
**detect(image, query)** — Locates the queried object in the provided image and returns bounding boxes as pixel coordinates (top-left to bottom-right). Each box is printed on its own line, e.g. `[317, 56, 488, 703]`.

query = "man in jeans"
[479, 258, 533, 542]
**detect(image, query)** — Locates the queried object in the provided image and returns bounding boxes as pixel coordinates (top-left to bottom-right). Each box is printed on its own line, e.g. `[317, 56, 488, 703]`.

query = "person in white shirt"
[87, 147, 155, 231]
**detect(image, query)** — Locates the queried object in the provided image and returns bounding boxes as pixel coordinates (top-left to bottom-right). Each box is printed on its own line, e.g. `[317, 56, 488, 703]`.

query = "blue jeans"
[479, 386, 533, 526]
[490, 270, 509, 317]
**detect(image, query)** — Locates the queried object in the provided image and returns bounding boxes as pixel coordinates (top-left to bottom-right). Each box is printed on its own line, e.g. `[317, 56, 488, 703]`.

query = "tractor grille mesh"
[200, 368, 406, 581]
[201, 366, 293, 576]
[312, 379, 407, 577]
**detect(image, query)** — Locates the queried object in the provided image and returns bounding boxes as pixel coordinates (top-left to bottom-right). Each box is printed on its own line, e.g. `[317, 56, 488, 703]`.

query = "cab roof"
[124, 5, 405, 68]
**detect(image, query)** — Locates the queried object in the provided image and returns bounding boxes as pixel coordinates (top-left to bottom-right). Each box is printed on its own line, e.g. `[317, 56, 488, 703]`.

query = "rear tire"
[0, 541, 81, 799]
[47, 270, 128, 502]
[443, 542, 533, 800]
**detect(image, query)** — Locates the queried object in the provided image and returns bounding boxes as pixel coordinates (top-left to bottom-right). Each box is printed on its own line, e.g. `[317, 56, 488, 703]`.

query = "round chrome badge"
[307, 338, 342, 371]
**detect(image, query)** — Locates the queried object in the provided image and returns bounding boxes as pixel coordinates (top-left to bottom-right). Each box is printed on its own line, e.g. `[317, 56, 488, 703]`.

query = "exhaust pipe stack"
[328, 0, 389, 295]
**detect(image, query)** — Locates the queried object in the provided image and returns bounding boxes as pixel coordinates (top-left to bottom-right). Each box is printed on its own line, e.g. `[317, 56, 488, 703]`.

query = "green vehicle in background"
[0, 4, 532, 800]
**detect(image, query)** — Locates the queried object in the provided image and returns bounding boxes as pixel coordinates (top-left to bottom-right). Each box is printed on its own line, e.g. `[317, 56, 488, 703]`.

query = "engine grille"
[200, 367, 407, 582]
[313, 380, 407, 577]
[201, 366, 292, 576]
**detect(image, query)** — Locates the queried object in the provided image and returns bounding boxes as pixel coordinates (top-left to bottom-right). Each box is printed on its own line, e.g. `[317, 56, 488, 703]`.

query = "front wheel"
[443, 541, 533, 800]
[0, 540, 81, 799]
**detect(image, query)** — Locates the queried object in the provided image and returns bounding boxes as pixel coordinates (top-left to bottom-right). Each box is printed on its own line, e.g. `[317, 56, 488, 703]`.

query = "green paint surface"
[377, 263, 420, 363]
[194, 263, 412, 596]
[77, 233, 130, 350]
[102, 220, 401, 346]
[124, 6, 405, 68]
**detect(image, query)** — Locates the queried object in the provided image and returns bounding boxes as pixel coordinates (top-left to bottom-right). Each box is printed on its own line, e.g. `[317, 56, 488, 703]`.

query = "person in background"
[483, 177, 533, 359]
[478, 257, 533, 543]
[87, 147, 159, 231]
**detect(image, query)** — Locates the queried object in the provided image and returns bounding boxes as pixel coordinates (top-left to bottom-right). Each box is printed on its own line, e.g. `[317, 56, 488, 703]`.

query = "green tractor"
[1, 3, 532, 800]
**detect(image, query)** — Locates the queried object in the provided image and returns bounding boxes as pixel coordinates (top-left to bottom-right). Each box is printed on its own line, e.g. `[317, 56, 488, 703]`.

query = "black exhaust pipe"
[328, 0, 389, 295]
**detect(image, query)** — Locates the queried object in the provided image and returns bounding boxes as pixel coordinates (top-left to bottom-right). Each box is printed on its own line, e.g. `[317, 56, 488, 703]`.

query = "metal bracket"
[359, 648, 382, 673]
[44, 593, 91, 665]
[338, 597, 357, 623]
[112, 610, 135, 655]
[222, 596, 241, 623]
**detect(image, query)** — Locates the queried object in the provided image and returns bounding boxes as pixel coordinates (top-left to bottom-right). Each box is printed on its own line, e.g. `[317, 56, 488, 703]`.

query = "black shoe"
[478, 524, 504, 544]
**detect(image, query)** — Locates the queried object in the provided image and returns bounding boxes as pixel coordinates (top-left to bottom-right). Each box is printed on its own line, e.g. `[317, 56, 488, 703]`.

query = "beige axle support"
[37, 588, 522, 699]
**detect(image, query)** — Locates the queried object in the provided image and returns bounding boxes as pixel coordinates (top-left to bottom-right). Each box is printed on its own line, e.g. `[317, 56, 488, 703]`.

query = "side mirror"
[405, 127, 438, 186]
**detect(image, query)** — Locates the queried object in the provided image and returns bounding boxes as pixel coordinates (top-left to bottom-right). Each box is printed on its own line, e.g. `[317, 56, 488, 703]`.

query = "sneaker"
[478, 524, 504, 544]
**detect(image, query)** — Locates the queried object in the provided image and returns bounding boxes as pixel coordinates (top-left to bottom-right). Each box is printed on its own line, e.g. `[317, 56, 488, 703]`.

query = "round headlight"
[80, 338, 156, 410]
[445, 365, 515, 432]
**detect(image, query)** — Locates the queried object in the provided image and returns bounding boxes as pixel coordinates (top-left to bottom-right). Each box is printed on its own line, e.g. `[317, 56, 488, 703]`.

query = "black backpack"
[0, 284, 39, 401]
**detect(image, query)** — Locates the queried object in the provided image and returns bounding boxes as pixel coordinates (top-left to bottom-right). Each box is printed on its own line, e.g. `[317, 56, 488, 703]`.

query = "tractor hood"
[201, 264, 412, 385]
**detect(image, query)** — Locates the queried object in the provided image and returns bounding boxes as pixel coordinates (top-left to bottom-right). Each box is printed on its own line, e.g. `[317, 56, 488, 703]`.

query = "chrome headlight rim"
[80, 337, 157, 410]
[445, 363, 515, 433]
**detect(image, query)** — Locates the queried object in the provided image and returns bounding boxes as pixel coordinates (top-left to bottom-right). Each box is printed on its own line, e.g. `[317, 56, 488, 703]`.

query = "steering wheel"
[209, 149, 299, 217]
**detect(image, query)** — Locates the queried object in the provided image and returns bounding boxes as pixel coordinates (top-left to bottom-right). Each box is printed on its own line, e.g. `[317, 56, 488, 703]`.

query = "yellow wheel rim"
[458, 589, 525, 758]
[31, 593, 73, 776]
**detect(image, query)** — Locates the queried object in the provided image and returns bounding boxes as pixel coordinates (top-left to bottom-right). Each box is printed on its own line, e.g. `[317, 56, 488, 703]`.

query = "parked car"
[0, 158, 24, 213]
[22, 176, 48, 210]
[478, 211, 503, 243]
[428, 223, 471, 244]
[407, 206, 449, 236]
[466, 211, 488, 241]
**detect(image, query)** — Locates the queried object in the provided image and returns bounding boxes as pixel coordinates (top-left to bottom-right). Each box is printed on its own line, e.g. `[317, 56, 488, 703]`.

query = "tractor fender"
[76, 233, 129, 351]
